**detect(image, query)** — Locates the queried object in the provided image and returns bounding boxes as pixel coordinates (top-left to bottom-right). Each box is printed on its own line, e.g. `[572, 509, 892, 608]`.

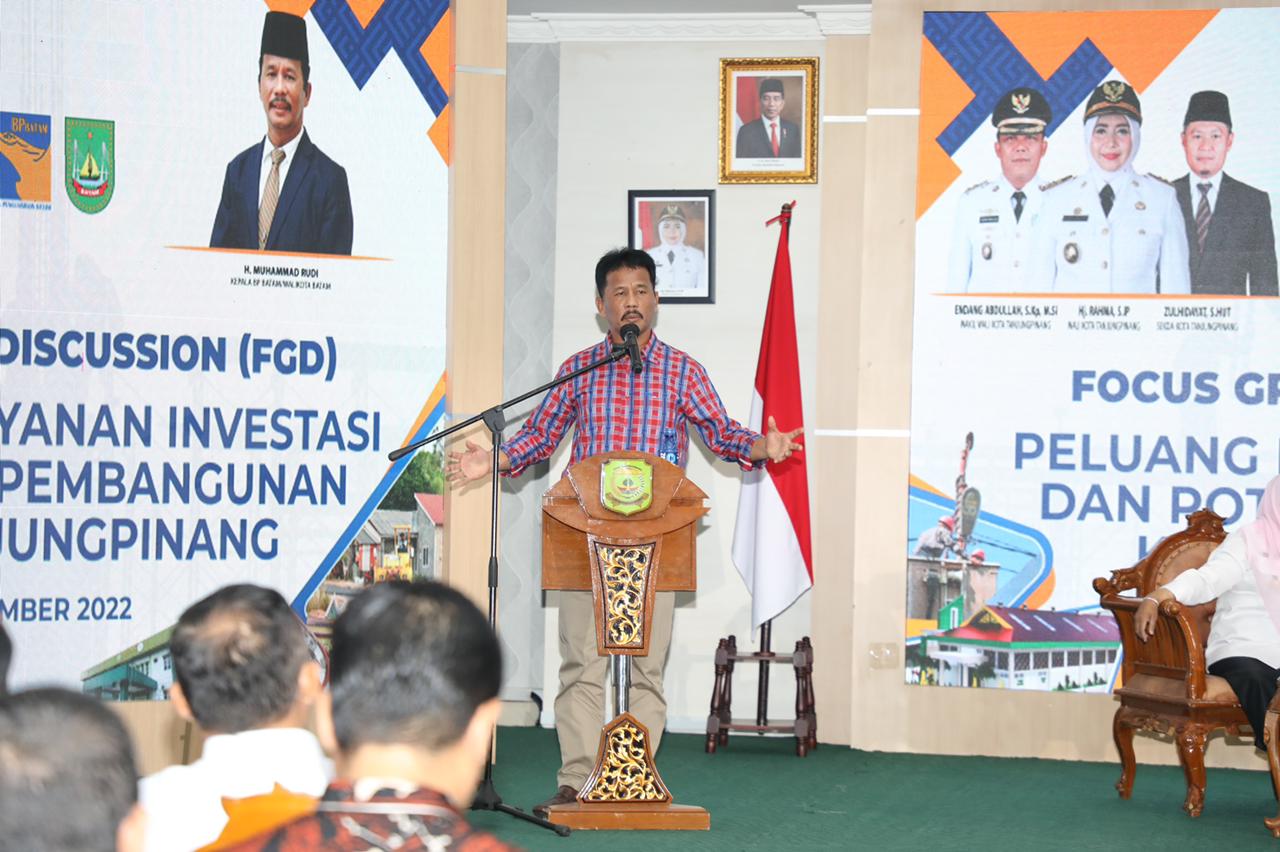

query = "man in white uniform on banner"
[948, 87, 1054, 293]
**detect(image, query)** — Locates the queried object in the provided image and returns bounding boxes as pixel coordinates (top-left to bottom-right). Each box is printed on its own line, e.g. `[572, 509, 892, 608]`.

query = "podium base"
[545, 802, 710, 831]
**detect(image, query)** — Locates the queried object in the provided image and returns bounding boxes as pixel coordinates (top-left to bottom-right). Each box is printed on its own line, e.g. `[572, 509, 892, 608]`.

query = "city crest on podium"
[600, 459, 653, 516]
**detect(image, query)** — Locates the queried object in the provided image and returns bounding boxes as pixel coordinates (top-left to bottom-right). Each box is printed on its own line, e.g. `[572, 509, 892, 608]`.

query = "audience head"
[0, 621, 11, 696]
[169, 583, 320, 734]
[323, 581, 503, 803]
[0, 687, 145, 852]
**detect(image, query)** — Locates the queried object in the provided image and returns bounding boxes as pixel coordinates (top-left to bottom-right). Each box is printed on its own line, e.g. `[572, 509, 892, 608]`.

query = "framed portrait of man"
[719, 57, 819, 184]
[628, 189, 715, 304]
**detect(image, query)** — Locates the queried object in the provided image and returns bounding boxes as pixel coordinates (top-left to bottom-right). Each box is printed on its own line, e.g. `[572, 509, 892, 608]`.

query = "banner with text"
[907, 8, 1280, 692]
[1, 0, 452, 694]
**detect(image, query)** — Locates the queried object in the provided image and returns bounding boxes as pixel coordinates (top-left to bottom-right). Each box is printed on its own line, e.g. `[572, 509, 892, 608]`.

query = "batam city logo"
[0, 111, 52, 208]
[65, 117, 115, 213]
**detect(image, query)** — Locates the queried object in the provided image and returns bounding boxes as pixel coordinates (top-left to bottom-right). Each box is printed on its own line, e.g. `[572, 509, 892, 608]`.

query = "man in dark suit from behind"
[1174, 91, 1277, 295]
[210, 11, 353, 255]
[734, 78, 802, 159]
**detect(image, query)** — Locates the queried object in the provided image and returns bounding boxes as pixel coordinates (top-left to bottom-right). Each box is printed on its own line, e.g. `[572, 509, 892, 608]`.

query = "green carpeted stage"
[473, 726, 1279, 850]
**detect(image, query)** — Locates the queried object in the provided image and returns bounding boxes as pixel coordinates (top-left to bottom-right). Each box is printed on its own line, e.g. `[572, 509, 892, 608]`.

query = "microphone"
[619, 323, 643, 375]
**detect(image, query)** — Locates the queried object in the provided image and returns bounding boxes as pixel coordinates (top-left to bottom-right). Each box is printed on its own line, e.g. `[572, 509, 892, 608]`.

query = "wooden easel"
[705, 624, 817, 756]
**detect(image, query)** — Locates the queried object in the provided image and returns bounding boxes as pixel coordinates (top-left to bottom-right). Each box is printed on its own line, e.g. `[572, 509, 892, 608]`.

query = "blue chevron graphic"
[311, 0, 449, 115]
[925, 12, 1114, 155]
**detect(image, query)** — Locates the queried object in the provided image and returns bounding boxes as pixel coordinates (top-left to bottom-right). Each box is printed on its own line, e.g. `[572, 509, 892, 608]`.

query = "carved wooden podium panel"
[541, 452, 710, 831]
[542, 452, 707, 591]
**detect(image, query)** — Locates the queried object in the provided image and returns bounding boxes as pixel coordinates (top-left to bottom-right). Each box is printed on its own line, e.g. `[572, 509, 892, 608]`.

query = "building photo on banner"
[906, 8, 1280, 696]
[0, 0, 452, 693]
[629, 189, 715, 304]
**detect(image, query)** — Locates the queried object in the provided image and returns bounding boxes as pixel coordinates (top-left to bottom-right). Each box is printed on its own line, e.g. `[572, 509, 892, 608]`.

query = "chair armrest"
[1101, 594, 1211, 699]
[1094, 567, 1141, 597]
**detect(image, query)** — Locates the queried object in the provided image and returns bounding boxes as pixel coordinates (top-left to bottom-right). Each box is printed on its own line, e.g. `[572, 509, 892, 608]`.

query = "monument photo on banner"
[0, 0, 453, 694]
[905, 8, 1280, 697]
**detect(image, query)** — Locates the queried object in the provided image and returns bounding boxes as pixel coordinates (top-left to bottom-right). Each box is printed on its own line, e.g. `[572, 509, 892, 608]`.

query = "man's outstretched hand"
[445, 439, 494, 487]
[760, 415, 803, 463]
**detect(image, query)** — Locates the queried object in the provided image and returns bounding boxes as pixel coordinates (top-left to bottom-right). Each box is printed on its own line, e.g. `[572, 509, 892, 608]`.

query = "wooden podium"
[541, 451, 711, 830]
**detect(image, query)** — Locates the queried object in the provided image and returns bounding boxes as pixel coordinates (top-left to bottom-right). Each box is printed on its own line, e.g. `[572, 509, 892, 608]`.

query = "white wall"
[535, 38, 825, 733]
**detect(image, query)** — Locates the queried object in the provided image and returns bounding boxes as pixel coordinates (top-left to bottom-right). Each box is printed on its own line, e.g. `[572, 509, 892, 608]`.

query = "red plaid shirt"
[502, 334, 760, 476]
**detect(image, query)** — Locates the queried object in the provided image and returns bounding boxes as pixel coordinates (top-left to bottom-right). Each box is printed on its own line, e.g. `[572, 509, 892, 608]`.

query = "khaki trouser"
[553, 590, 675, 788]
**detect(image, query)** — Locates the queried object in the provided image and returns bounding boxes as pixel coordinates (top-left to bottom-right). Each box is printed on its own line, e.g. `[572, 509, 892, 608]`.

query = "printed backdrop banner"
[0, 0, 451, 693]
[907, 8, 1280, 693]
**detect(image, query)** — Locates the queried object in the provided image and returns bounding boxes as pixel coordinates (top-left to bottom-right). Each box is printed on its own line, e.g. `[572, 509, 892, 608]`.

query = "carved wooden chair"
[1095, 508, 1280, 833]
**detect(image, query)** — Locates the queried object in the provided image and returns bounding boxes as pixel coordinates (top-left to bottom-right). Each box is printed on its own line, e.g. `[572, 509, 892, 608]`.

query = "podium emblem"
[601, 459, 653, 516]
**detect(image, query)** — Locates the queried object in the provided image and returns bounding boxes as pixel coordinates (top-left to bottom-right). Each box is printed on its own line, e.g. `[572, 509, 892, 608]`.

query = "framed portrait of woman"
[627, 189, 715, 304]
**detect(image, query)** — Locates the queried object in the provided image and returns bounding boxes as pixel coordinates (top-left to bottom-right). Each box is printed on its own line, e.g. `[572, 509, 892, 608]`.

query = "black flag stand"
[388, 344, 632, 838]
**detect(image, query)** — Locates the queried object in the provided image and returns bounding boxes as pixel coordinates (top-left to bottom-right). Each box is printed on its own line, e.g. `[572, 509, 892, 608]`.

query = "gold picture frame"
[719, 57, 819, 184]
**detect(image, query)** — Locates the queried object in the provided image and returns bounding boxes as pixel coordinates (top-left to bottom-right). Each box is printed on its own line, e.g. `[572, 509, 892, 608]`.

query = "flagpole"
[753, 201, 792, 727]
[756, 619, 773, 725]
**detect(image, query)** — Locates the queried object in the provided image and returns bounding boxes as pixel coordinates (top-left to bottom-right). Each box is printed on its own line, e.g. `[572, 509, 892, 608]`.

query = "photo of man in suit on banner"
[210, 11, 354, 256]
[1173, 90, 1278, 296]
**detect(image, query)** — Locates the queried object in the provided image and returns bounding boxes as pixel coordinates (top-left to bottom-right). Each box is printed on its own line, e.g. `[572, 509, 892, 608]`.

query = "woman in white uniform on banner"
[1034, 80, 1190, 294]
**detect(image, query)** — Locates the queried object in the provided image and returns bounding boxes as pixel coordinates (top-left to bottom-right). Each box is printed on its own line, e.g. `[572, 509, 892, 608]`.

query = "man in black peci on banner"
[1173, 90, 1277, 296]
[210, 11, 353, 256]
[445, 247, 803, 816]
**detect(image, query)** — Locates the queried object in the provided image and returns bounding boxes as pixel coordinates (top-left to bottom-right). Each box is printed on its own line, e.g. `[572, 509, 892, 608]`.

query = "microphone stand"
[388, 342, 633, 837]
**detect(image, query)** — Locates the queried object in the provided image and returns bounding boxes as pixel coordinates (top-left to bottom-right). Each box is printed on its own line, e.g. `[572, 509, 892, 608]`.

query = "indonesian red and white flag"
[731, 206, 813, 629]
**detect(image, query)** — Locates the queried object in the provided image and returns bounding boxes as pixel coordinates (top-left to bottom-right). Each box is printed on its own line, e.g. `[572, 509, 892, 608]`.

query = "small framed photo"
[719, 57, 819, 184]
[628, 190, 715, 304]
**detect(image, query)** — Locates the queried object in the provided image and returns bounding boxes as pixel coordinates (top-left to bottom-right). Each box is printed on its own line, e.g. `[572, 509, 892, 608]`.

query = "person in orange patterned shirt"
[230, 581, 517, 851]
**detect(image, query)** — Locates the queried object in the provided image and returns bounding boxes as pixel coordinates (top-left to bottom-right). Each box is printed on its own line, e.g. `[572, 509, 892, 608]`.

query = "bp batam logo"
[65, 116, 115, 213]
[0, 111, 52, 208]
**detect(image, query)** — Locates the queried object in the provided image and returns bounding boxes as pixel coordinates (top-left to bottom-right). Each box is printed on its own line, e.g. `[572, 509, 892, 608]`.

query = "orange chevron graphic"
[398, 372, 448, 452]
[916, 35, 971, 219]
[421, 7, 452, 96]
[346, 0, 385, 28]
[1023, 569, 1056, 610]
[422, 8, 453, 164]
[428, 104, 451, 166]
[989, 10, 1218, 94]
[265, 0, 315, 16]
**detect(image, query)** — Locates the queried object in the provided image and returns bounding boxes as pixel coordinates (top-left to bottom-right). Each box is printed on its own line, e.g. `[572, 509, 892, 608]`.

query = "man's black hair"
[258, 56, 311, 87]
[329, 581, 502, 752]
[594, 247, 656, 298]
[0, 688, 138, 852]
[0, 622, 11, 696]
[169, 583, 311, 733]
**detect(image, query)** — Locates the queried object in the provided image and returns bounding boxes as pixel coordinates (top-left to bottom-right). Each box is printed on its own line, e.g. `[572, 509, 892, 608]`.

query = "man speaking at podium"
[446, 247, 802, 816]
